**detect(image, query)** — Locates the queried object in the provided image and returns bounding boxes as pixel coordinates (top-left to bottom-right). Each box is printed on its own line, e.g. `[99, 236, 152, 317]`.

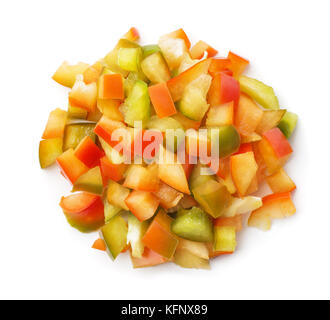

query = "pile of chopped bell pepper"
[39, 27, 298, 270]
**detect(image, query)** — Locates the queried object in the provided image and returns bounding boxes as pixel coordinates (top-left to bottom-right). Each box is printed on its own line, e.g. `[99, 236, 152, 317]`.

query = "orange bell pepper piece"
[99, 74, 124, 100]
[227, 51, 249, 77]
[208, 58, 231, 77]
[148, 83, 177, 118]
[42, 108, 67, 139]
[142, 210, 178, 259]
[125, 190, 160, 221]
[56, 149, 89, 184]
[92, 238, 106, 251]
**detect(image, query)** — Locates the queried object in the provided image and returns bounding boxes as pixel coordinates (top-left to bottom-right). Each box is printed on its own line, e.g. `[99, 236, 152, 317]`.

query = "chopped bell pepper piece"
[74, 136, 103, 168]
[39, 138, 63, 169]
[130, 247, 167, 268]
[214, 215, 243, 232]
[278, 111, 298, 138]
[104, 39, 140, 77]
[123, 27, 140, 42]
[69, 75, 97, 112]
[230, 151, 258, 197]
[125, 190, 160, 222]
[60, 192, 104, 232]
[167, 58, 211, 102]
[174, 248, 210, 270]
[123, 164, 159, 192]
[239, 75, 279, 110]
[97, 99, 124, 122]
[100, 215, 128, 260]
[190, 40, 218, 59]
[52, 61, 89, 88]
[100, 155, 126, 185]
[153, 182, 183, 210]
[235, 93, 264, 136]
[256, 109, 286, 134]
[83, 61, 104, 84]
[42, 108, 67, 139]
[171, 207, 213, 242]
[221, 196, 262, 218]
[107, 180, 130, 211]
[104, 199, 122, 224]
[142, 44, 161, 58]
[158, 146, 190, 194]
[56, 148, 89, 184]
[208, 58, 231, 77]
[98, 73, 124, 100]
[127, 214, 149, 258]
[117, 47, 142, 72]
[141, 52, 171, 84]
[72, 166, 103, 195]
[148, 82, 177, 118]
[206, 102, 234, 127]
[178, 74, 212, 121]
[68, 103, 88, 120]
[266, 168, 296, 193]
[122, 80, 151, 128]
[213, 226, 237, 253]
[192, 179, 232, 218]
[92, 238, 106, 251]
[142, 210, 178, 259]
[248, 192, 296, 231]
[63, 122, 96, 151]
[207, 72, 240, 108]
[227, 51, 249, 77]
[263, 127, 293, 158]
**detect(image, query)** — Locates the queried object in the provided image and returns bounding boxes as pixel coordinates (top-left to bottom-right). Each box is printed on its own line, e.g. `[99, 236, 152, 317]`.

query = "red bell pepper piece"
[74, 136, 104, 168]
[100, 156, 126, 185]
[60, 192, 104, 232]
[148, 83, 177, 118]
[207, 73, 240, 108]
[263, 128, 293, 159]
[94, 116, 126, 148]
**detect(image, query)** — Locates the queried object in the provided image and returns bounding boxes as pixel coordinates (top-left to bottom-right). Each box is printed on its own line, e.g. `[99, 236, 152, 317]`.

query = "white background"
[0, 0, 329, 300]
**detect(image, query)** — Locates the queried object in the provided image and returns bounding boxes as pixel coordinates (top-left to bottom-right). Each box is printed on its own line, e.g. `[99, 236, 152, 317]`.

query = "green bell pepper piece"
[101, 215, 128, 260]
[171, 207, 214, 242]
[142, 44, 161, 59]
[278, 111, 298, 138]
[239, 75, 279, 110]
[122, 80, 151, 128]
[192, 179, 232, 218]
